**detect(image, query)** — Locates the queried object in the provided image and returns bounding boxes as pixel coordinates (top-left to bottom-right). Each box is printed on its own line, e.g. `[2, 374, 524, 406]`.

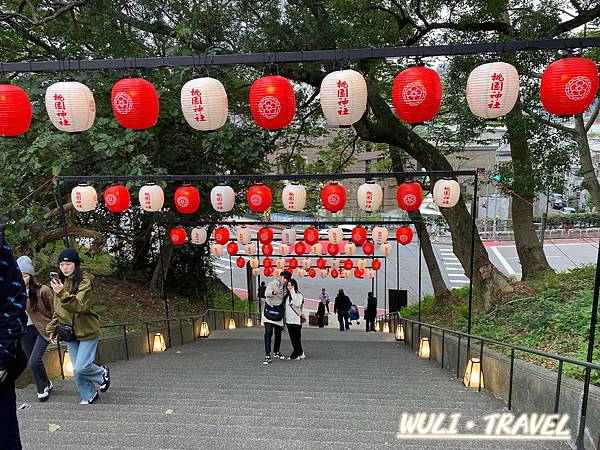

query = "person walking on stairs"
[364, 292, 377, 332]
[262, 271, 291, 364]
[334, 289, 351, 331]
[285, 279, 305, 360]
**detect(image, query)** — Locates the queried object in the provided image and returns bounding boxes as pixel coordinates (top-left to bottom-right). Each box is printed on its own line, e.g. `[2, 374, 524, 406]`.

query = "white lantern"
[45, 81, 95, 132]
[250, 257, 259, 269]
[236, 226, 252, 245]
[276, 258, 286, 269]
[372, 226, 389, 244]
[211, 243, 223, 257]
[138, 184, 164, 212]
[273, 268, 282, 277]
[71, 184, 97, 212]
[180, 77, 228, 131]
[319, 269, 327, 278]
[320, 69, 367, 126]
[433, 179, 461, 208]
[252, 268, 260, 277]
[281, 228, 296, 246]
[331, 259, 340, 270]
[279, 244, 290, 257]
[282, 183, 307, 212]
[357, 182, 383, 212]
[328, 227, 344, 244]
[367, 269, 375, 279]
[191, 227, 208, 245]
[245, 243, 257, 255]
[342, 270, 351, 279]
[344, 242, 357, 256]
[296, 268, 305, 277]
[302, 258, 311, 269]
[381, 242, 393, 256]
[311, 243, 322, 255]
[357, 258, 367, 270]
[210, 185, 235, 213]
[466, 62, 519, 119]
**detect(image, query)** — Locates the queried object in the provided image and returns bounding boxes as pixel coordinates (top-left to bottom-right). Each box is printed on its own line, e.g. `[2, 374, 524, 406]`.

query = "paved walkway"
[16, 327, 570, 449]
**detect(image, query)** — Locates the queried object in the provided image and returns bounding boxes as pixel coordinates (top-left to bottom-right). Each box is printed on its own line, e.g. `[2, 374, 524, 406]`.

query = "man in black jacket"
[0, 227, 28, 450]
[334, 289, 352, 331]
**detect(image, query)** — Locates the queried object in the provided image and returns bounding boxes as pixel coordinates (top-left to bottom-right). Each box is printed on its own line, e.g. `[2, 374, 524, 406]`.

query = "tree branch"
[521, 106, 577, 136]
[585, 97, 600, 132]
[553, 5, 600, 35]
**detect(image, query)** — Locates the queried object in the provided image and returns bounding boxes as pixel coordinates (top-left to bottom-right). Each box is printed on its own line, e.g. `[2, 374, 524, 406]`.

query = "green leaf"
[164, 409, 174, 415]
[48, 424, 61, 432]
[51, 165, 61, 176]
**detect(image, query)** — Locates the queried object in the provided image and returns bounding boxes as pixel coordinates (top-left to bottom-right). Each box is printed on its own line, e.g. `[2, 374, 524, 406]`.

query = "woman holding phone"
[285, 278, 305, 360]
[263, 271, 291, 365]
[46, 248, 110, 404]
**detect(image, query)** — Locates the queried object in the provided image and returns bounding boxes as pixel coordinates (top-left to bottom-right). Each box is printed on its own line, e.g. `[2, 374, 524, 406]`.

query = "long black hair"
[59, 264, 84, 294]
[26, 275, 42, 311]
[290, 278, 301, 294]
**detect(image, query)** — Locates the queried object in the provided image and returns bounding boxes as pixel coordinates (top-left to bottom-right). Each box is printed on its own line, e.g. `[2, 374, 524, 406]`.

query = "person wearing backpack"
[262, 271, 291, 365]
[285, 278, 305, 360]
[364, 292, 377, 332]
[334, 289, 351, 331]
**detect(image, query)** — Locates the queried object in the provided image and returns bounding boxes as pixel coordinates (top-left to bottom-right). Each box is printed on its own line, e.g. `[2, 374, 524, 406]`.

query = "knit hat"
[17, 255, 35, 276]
[58, 248, 80, 265]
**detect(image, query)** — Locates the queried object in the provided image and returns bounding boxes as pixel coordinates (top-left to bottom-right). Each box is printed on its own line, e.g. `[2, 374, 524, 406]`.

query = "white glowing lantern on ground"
[180, 77, 228, 131]
[236, 227, 252, 245]
[302, 258, 311, 269]
[245, 243, 257, 255]
[328, 227, 344, 244]
[191, 227, 208, 245]
[138, 184, 164, 212]
[433, 179, 461, 208]
[372, 226, 389, 244]
[357, 182, 383, 212]
[381, 242, 393, 256]
[210, 185, 235, 213]
[344, 243, 357, 256]
[71, 184, 97, 212]
[281, 228, 296, 246]
[466, 62, 519, 119]
[282, 183, 307, 211]
[357, 259, 367, 270]
[279, 244, 290, 256]
[311, 243, 322, 255]
[45, 81, 96, 132]
[320, 69, 367, 127]
[276, 258, 286, 269]
[252, 268, 260, 277]
[211, 243, 223, 256]
[250, 257, 260, 269]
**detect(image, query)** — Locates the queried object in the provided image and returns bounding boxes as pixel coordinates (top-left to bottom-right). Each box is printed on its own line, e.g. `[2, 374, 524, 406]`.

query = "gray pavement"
[16, 327, 570, 449]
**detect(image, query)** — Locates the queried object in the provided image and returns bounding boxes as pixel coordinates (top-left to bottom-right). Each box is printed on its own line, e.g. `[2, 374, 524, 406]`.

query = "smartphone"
[50, 272, 59, 282]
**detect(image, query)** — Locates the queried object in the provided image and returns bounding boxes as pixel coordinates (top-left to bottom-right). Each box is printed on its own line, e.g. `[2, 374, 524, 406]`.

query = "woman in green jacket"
[46, 248, 110, 404]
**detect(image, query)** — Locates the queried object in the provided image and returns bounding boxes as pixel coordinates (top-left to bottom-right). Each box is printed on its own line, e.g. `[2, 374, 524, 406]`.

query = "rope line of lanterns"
[1, 57, 598, 136]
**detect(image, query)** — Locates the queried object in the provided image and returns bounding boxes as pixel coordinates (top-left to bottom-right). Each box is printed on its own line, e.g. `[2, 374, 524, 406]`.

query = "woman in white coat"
[285, 278, 305, 360]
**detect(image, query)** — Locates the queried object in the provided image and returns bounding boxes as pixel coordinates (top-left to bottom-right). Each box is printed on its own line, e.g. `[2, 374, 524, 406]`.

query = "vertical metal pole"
[123, 324, 129, 360]
[229, 255, 235, 312]
[157, 221, 172, 348]
[54, 178, 69, 247]
[418, 222, 422, 324]
[384, 257, 387, 314]
[467, 172, 478, 358]
[574, 236, 600, 450]
[146, 322, 151, 354]
[396, 241, 399, 291]
[540, 186, 550, 247]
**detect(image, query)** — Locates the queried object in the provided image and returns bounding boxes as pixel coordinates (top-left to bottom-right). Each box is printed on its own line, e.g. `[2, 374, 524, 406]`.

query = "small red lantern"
[0, 84, 32, 136]
[396, 226, 413, 245]
[392, 66, 442, 124]
[294, 242, 306, 256]
[363, 241, 375, 256]
[288, 258, 298, 269]
[321, 182, 346, 212]
[236, 256, 246, 268]
[247, 184, 272, 213]
[540, 57, 599, 116]
[308, 268, 317, 278]
[169, 227, 187, 246]
[263, 257, 273, 268]
[303, 227, 319, 246]
[227, 242, 239, 256]
[174, 185, 200, 214]
[331, 269, 339, 279]
[316, 257, 327, 269]
[351, 226, 368, 245]
[249, 75, 296, 130]
[354, 268, 365, 278]
[258, 226, 273, 244]
[214, 227, 230, 245]
[262, 243, 273, 256]
[343, 259, 354, 270]
[328, 243, 339, 256]
[264, 267, 275, 277]
[104, 184, 130, 213]
[372, 259, 381, 271]
[397, 183, 423, 211]
[111, 78, 159, 130]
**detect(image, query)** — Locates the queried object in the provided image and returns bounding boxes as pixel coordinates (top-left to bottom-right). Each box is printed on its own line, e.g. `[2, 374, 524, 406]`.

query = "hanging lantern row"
[2, 57, 596, 137]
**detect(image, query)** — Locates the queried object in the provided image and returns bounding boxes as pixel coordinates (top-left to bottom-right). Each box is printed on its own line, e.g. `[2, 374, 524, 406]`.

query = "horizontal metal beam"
[159, 220, 419, 226]
[2, 38, 598, 73]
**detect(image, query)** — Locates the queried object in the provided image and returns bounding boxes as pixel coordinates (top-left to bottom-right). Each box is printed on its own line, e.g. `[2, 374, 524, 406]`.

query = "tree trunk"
[505, 99, 552, 279]
[574, 113, 600, 212]
[150, 238, 173, 293]
[354, 80, 513, 311]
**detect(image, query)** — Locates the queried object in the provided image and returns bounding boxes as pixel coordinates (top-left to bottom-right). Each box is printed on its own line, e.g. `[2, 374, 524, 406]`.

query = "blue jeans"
[66, 339, 104, 402]
[337, 312, 349, 331]
[21, 325, 50, 394]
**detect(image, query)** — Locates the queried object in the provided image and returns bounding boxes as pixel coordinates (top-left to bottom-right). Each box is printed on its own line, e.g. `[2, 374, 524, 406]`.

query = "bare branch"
[585, 98, 600, 132]
[553, 5, 600, 35]
[521, 106, 577, 136]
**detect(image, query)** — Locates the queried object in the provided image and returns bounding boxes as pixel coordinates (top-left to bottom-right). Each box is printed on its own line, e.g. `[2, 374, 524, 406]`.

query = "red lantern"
[321, 182, 346, 212]
[227, 242, 239, 256]
[372, 259, 382, 271]
[247, 184, 272, 213]
[303, 227, 319, 246]
[392, 66, 442, 124]
[363, 241, 375, 255]
[316, 257, 327, 269]
[262, 243, 273, 256]
[397, 183, 423, 211]
[328, 243, 339, 256]
[258, 227, 273, 244]
[111, 78, 159, 130]
[104, 184, 130, 213]
[396, 227, 413, 245]
[236, 256, 246, 268]
[540, 57, 599, 116]
[0, 85, 32, 136]
[288, 258, 298, 269]
[169, 227, 187, 246]
[263, 257, 273, 268]
[308, 268, 317, 278]
[354, 268, 365, 278]
[249, 75, 295, 130]
[294, 242, 306, 256]
[214, 227, 230, 245]
[343, 259, 354, 270]
[351, 226, 368, 245]
[174, 185, 200, 214]
[331, 269, 339, 279]
[264, 267, 274, 277]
